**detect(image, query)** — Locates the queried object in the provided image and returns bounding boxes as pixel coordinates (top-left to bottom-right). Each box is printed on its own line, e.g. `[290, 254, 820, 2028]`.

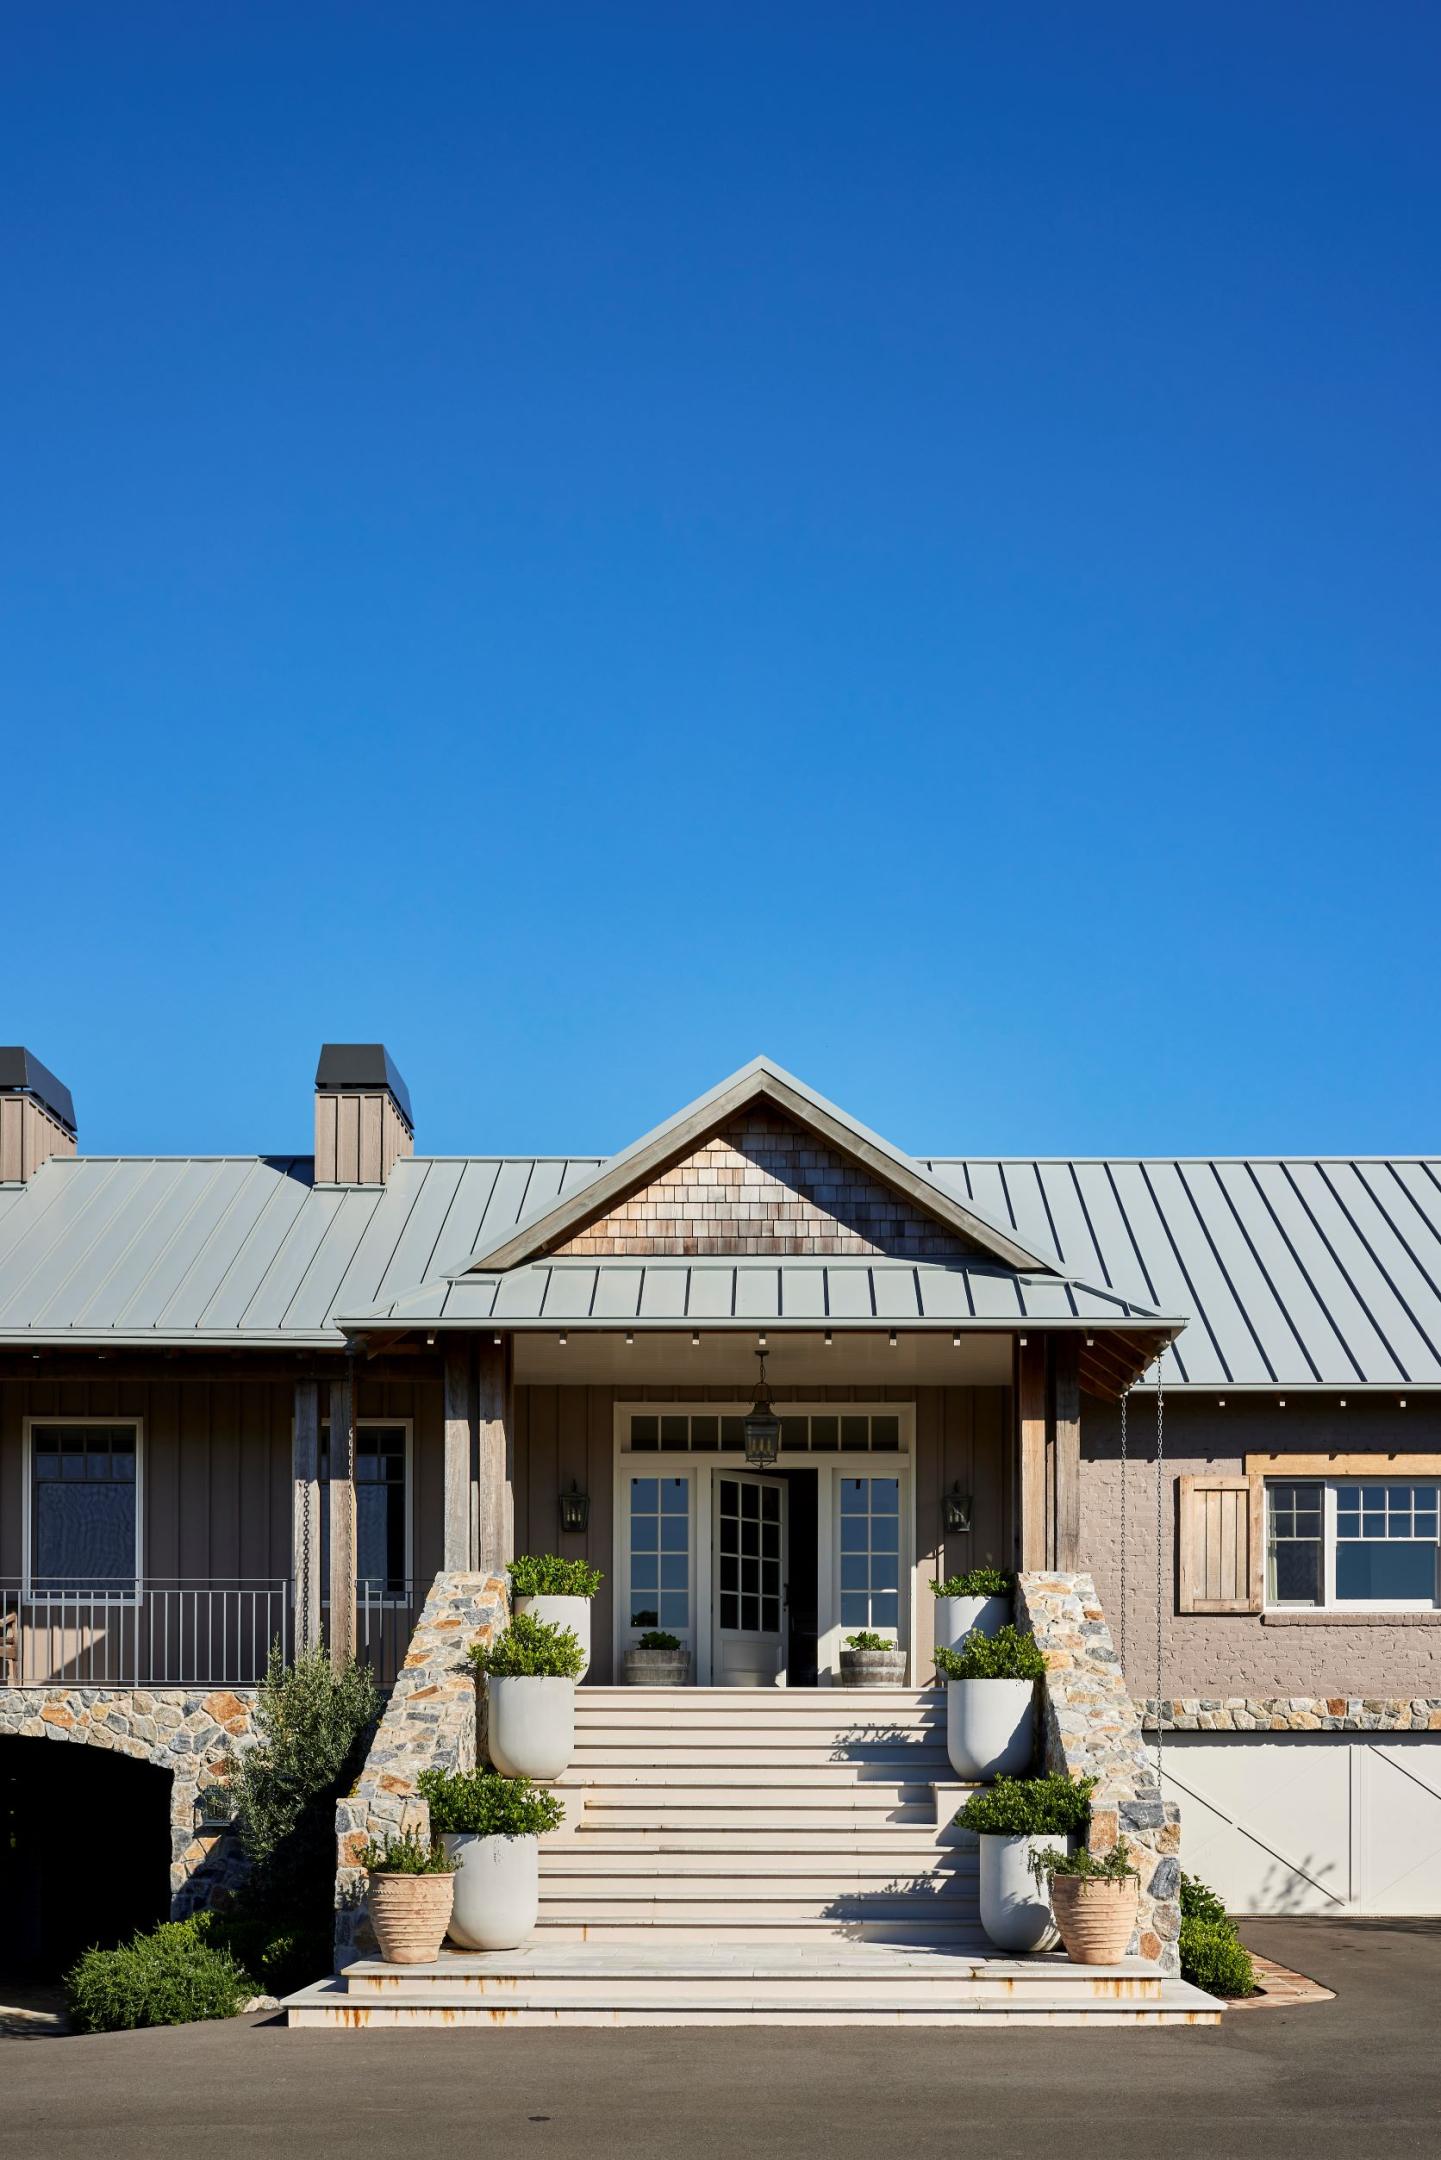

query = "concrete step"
[561, 1761, 949, 1787]
[286, 1989, 1219, 2027]
[578, 1688, 941, 1705]
[541, 1847, 978, 1879]
[577, 1805, 938, 1833]
[337, 1945, 1168, 2002]
[537, 1894, 981, 1923]
[562, 1823, 973, 1851]
[571, 1743, 952, 1768]
[283, 1946, 1222, 2027]
[532, 1917, 993, 1944]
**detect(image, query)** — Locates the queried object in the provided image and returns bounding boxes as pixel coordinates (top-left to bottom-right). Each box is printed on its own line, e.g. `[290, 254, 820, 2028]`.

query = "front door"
[713, 1472, 788, 1685]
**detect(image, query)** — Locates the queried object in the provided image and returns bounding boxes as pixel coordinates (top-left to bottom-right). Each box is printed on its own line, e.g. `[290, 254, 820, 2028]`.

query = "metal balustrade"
[0, 1579, 418, 1690]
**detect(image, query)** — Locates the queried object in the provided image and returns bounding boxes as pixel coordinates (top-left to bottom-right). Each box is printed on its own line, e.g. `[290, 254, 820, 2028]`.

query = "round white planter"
[932, 1594, 1011, 1658]
[442, 1832, 540, 1951]
[486, 1674, 576, 1782]
[945, 1677, 1036, 1781]
[513, 1594, 592, 1681]
[977, 1833, 1065, 1954]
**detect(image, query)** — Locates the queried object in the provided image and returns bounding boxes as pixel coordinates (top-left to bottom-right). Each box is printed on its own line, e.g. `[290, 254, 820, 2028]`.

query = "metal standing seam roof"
[1, 1149, 1439, 1388]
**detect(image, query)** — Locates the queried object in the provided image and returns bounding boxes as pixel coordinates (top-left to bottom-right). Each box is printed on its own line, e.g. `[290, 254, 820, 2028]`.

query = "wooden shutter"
[1177, 1475, 1262, 1613]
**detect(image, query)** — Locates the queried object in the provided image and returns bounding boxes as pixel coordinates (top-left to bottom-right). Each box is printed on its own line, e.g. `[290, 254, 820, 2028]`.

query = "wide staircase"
[288, 1688, 1219, 2026]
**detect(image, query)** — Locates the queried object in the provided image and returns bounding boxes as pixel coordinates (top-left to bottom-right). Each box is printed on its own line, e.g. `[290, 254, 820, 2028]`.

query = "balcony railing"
[1, 1579, 419, 1691]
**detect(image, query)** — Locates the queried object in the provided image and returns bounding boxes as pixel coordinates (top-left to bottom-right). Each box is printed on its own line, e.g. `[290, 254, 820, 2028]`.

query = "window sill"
[1262, 1609, 1441, 1626]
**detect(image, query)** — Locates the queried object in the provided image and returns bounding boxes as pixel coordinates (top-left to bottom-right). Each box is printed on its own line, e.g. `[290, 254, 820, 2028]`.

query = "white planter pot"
[442, 1832, 540, 1951]
[513, 1595, 592, 1680]
[933, 1594, 1011, 1657]
[978, 1833, 1065, 1954]
[946, 1677, 1035, 1781]
[486, 1675, 575, 1782]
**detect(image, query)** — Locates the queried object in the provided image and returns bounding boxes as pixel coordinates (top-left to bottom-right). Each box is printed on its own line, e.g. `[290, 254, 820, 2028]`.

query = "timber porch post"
[443, 1341, 474, 1570]
[476, 1334, 515, 1575]
[1015, 1332, 1083, 1571]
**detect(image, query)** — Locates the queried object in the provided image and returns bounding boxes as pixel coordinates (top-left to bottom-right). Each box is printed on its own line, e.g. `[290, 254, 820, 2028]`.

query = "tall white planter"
[977, 1833, 1064, 1954]
[442, 1832, 540, 1951]
[946, 1677, 1035, 1781]
[933, 1595, 1011, 1658]
[513, 1595, 591, 1681]
[487, 1675, 575, 1782]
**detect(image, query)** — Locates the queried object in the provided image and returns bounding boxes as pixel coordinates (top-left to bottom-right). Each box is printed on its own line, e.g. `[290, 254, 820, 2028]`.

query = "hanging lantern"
[743, 1347, 781, 1467]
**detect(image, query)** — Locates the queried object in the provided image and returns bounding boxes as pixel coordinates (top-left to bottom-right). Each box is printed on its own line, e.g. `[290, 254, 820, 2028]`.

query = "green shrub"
[508, 1554, 604, 1598]
[1180, 1871, 1229, 1926]
[64, 1918, 252, 2033]
[359, 1829, 455, 1874]
[1179, 1917, 1257, 1997]
[419, 1768, 566, 1838]
[844, 1631, 893, 1651]
[471, 1611, 586, 1679]
[636, 1629, 682, 1650]
[955, 1773, 1095, 1837]
[931, 1569, 1013, 1598]
[935, 1623, 1046, 1681]
[222, 1641, 380, 1997]
[1032, 1838, 1139, 1885]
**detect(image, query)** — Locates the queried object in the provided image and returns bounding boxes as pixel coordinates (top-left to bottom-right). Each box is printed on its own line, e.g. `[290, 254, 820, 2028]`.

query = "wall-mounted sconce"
[943, 1486, 973, 1534]
[560, 1481, 590, 1533]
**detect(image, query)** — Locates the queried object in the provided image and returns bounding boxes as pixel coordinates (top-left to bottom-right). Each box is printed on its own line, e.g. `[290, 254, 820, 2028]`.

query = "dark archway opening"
[0, 1737, 172, 1980]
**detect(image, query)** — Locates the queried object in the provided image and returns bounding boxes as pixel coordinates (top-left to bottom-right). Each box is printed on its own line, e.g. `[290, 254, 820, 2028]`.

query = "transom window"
[321, 1422, 409, 1598]
[628, 1413, 900, 1454]
[1267, 1480, 1440, 1610]
[28, 1422, 140, 1594]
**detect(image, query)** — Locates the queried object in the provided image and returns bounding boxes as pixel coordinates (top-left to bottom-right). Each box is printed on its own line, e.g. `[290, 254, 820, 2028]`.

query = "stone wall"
[1079, 1396, 1441, 1697]
[0, 1684, 257, 1912]
[556, 1109, 972, 1260]
[1016, 1572, 1181, 1974]
[333, 1571, 506, 1968]
[1147, 1695, 1441, 1732]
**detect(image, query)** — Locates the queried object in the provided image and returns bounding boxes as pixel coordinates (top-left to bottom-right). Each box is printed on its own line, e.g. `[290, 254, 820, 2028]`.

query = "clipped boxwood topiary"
[64, 1918, 253, 2034]
[1180, 1917, 1257, 1997]
[507, 1555, 603, 1598]
[418, 1768, 566, 1839]
[955, 1773, 1095, 1837]
[930, 1568, 1013, 1598]
[470, 1611, 586, 1679]
[935, 1624, 1046, 1681]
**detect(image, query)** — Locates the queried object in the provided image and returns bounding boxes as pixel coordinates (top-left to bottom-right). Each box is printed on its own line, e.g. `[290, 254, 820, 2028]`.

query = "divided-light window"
[1267, 1480, 1440, 1610]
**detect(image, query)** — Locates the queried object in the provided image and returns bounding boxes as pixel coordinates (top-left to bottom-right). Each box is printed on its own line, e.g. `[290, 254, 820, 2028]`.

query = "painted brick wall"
[556, 1110, 972, 1260]
[1079, 1396, 1441, 1697]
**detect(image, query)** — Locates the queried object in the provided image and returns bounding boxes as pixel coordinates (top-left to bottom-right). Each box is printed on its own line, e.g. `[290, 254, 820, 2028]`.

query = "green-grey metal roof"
[2, 1145, 1438, 1385]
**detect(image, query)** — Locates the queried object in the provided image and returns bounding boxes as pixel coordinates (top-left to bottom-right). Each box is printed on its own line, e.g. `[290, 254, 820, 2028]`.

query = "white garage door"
[1161, 1733, 1441, 1915]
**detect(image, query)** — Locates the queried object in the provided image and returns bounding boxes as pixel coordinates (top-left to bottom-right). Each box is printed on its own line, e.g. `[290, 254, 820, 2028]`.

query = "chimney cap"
[0, 1048, 76, 1134]
[314, 1043, 413, 1129]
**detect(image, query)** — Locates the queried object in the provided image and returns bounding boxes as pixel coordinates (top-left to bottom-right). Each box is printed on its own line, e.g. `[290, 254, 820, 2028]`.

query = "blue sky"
[4, 5, 1438, 1162]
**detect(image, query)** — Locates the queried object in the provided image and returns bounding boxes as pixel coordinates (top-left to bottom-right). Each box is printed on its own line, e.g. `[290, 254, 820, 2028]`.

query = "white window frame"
[319, 1415, 414, 1604]
[612, 1401, 915, 1684]
[21, 1416, 145, 1603]
[1265, 1477, 1441, 1613]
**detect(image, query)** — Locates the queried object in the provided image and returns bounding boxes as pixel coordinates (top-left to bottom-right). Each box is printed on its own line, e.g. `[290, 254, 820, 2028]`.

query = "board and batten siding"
[0, 1373, 447, 1592]
[513, 1382, 1011, 1684]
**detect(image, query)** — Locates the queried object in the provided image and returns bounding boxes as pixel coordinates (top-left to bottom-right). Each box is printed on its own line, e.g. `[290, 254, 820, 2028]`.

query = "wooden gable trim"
[465, 1066, 1057, 1277]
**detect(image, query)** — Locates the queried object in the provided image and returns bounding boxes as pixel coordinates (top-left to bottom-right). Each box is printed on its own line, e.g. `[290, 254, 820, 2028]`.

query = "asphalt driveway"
[2, 1920, 1436, 2160]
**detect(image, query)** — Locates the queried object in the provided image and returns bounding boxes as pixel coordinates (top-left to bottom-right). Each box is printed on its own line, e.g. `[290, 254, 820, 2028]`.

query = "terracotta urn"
[367, 1870, 455, 1966]
[1049, 1875, 1139, 1965]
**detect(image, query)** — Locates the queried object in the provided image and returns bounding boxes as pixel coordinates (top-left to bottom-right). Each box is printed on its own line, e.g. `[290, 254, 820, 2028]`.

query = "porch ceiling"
[512, 1328, 1017, 1387]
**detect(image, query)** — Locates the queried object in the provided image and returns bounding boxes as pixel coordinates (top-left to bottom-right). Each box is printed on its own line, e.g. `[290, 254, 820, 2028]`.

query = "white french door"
[712, 1472, 788, 1686]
